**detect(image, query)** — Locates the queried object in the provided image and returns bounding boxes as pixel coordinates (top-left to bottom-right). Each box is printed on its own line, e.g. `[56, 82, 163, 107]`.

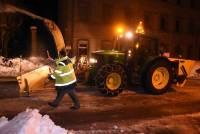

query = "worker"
[48, 49, 80, 110]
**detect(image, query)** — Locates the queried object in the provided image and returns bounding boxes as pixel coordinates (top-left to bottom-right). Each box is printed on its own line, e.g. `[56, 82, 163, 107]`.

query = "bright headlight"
[127, 49, 132, 57]
[89, 58, 97, 64]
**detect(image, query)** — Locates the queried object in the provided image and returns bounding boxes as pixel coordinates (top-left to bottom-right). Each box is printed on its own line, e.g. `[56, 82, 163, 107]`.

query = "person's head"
[59, 49, 66, 57]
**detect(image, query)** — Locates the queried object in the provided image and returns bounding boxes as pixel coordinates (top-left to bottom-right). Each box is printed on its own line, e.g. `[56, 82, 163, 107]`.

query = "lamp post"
[114, 27, 124, 50]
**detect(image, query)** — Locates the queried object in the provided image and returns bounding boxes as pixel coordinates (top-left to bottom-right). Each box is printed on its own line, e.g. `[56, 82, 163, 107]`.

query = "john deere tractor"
[86, 33, 194, 96]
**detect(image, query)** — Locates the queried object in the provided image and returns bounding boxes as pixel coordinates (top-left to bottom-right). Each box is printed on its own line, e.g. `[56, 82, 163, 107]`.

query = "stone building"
[58, 0, 200, 59]
[0, 0, 200, 59]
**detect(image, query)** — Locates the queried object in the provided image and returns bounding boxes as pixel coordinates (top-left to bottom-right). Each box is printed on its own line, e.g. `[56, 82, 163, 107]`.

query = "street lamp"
[125, 31, 133, 39]
[116, 27, 124, 36]
[114, 26, 124, 50]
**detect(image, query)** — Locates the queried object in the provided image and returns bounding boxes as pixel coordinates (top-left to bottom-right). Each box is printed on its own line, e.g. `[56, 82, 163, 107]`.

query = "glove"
[48, 74, 54, 80]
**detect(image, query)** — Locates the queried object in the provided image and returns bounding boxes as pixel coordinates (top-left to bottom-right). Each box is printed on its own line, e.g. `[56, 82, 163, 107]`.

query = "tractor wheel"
[143, 60, 172, 94]
[95, 64, 127, 96]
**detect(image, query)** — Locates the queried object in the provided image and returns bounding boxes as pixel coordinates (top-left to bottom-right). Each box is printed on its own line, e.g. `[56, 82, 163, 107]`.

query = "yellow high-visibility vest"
[50, 56, 76, 86]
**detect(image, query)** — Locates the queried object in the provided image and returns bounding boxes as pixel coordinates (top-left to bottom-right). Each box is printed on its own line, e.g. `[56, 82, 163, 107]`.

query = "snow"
[0, 109, 68, 134]
[2, 110, 198, 134]
[0, 56, 47, 77]
[188, 61, 200, 79]
[0, 117, 8, 128]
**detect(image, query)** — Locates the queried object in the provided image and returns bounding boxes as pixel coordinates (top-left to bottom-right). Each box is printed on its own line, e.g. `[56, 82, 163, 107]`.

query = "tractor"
[86, 33, 196, 96]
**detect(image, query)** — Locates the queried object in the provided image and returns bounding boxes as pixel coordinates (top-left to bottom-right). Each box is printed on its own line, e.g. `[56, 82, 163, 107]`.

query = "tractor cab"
[117, 34, 160, 59]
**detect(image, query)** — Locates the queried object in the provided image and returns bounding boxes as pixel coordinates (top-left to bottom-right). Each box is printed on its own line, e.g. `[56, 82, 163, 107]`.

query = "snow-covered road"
[0, 79, 200, 134]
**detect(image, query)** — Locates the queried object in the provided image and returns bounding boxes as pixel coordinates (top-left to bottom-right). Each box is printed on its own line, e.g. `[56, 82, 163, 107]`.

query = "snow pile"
[0, 109, 69, 134]
[188, 62, 200, 79]
[0, 117, 8, 128]
[0, 56, 47, 76]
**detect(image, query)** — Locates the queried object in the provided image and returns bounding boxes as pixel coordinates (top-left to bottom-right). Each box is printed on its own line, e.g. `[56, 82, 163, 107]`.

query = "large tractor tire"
[95, 64, 127, 96]
[143, 60, 172, 94]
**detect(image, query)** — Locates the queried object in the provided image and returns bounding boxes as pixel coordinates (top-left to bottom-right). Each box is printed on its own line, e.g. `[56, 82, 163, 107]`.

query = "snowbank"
[0, 109, 68, 134]
[0, 56, 47, 77]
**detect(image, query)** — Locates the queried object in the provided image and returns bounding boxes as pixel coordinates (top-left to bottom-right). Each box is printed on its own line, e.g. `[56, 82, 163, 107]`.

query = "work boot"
[48, 102, 58, 108]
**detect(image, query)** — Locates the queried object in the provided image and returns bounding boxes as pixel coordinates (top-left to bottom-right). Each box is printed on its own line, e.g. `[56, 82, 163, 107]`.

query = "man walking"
[48, 49, 80, 110]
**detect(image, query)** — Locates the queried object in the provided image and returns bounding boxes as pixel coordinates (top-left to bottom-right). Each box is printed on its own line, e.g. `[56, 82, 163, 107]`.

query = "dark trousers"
[52, 83, 80, 107]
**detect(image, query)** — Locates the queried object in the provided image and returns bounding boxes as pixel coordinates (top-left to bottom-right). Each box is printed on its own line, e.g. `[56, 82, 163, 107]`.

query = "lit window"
[77, 40, 89, 57]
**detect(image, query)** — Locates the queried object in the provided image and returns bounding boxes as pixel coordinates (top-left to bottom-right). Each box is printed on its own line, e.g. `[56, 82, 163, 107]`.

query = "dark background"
[1, 0, 58, 22]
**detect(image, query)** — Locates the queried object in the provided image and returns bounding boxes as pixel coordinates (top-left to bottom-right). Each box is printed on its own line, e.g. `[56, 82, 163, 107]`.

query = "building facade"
[58, 0, 200, 59]
[0, 0, 199, 59]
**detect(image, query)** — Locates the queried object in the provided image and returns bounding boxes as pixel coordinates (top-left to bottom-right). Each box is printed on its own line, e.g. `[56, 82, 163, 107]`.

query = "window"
[78, 0, 91, 22]
[77, 40, 89, 57]
[160, 16, 167, 32]
[176, 0, 181, 6]
[174, 45, 182, 57]
[102, 3, 113, 24]
[175, 20, 180, 33]
[124, 8, 132, 24]
[199, 47, 200, 60]
[144, 14, 151, 30]
[0, 31, 2, 52]
[0, 14, 5, 53]
[190, 0, 195, 8]
[187, 45, 193, 59]
[187, 20, 194, 34]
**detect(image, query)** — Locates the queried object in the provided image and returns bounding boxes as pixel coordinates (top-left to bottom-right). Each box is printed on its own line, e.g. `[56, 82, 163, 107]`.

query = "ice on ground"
[125, 112, 200, 134]
[0, 109, 68, 134]
[75, 112, 200, 134]
[0, 56, 47, 77]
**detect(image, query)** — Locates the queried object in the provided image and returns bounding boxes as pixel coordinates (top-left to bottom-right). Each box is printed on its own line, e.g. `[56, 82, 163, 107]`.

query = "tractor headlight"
[89, 58, 97, 64]
[127, 49, 132, 57]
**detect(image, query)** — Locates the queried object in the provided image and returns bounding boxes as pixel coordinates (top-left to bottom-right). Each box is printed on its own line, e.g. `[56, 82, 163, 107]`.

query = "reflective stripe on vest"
[58, 61, 66, 66]
[55, 79, 76, 86]
[53, 61, 76, 87]
[50, 74, 56, 79]
[60, 69, 74, 77]
[55, 70, 62, 74]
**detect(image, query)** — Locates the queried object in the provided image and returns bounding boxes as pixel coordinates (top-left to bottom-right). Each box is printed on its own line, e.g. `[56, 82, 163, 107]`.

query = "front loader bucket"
[0, 77, 19, 98]
[169, 58, 200, 87]
[17, 65, 51, 96]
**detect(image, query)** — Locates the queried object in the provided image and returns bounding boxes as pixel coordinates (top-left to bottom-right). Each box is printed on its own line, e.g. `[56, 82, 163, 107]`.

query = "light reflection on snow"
[0, 109, 68, 134]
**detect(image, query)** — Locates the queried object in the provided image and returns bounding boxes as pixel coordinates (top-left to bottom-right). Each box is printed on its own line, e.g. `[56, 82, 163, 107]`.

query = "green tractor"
[86, 33, 194, 96]
[86, 34, 176, 96]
